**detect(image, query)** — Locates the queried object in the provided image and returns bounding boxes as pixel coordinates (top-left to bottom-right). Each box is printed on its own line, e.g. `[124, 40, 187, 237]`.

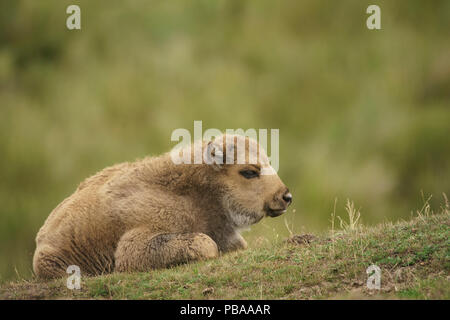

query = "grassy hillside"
[1, 206, 448, 300]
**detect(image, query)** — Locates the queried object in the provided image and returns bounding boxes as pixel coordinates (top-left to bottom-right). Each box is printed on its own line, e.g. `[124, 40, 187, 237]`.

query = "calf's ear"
[204, 137, 234, 170]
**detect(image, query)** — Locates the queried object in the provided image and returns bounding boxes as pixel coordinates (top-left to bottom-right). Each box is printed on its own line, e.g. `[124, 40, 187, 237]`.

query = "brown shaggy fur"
[33, 135, 291, 278]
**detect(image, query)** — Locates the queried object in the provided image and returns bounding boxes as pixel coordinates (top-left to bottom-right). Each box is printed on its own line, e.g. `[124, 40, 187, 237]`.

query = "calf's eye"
[239, 170, 259, 179]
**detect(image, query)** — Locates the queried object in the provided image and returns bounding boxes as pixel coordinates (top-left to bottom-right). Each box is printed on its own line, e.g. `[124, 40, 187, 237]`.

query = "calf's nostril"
[282, 192, 293, 204]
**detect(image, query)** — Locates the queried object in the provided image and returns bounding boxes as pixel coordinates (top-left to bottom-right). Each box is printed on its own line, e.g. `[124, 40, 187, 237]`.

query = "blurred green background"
[0, 0, 449, 282]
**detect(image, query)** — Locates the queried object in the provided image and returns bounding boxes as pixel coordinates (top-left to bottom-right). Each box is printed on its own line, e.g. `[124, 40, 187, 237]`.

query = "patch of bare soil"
[0, 281, 65, 300]
[286, 234, 318, 246]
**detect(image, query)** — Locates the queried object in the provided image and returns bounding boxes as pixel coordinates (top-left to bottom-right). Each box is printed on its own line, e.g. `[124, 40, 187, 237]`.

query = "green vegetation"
[1, 205, 448, 299]
[1, 1, 449, 281]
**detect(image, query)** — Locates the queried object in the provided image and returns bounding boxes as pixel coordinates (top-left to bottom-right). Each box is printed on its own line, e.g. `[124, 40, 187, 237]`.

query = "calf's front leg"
[114, 228, 219, 272]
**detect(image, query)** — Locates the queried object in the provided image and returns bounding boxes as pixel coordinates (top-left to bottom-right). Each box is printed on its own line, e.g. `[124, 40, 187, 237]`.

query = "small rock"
[287, 234, 317, 246]
[202, 287, 214, 295]
[351, 280, 364, 287]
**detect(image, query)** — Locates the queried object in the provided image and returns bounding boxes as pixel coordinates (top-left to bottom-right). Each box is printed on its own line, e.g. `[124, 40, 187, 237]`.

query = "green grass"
[1, 210, 448, 300]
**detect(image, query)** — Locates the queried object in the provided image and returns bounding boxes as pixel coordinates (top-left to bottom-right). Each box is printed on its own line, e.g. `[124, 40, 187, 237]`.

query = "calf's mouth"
[265, 206, 287, 217]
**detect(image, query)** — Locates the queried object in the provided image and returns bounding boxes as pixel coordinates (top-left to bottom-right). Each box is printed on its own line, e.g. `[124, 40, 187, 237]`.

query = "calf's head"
[206, 134, 292, 228]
